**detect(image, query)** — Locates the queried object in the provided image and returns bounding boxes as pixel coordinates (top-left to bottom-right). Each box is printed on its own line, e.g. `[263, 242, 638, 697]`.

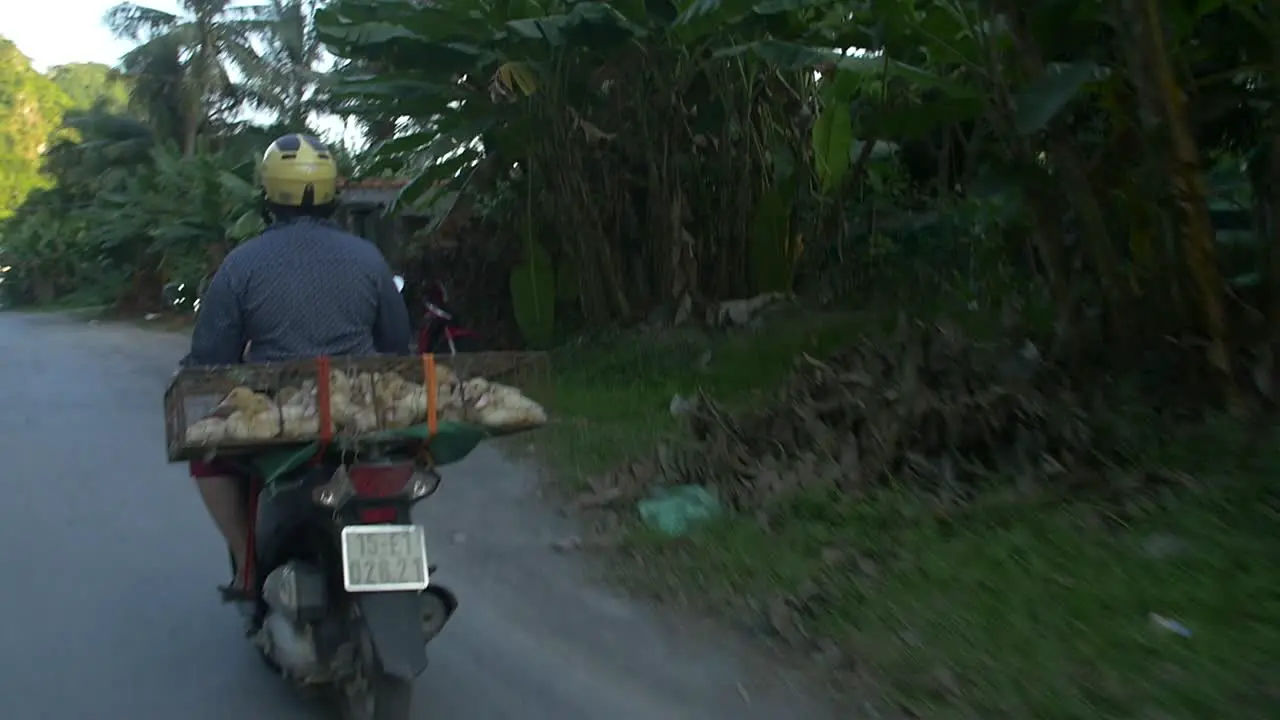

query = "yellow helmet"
[260, 133, 338, 207]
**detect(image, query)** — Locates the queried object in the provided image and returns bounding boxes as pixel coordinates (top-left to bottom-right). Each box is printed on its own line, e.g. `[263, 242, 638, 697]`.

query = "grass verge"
[2, 301, 109, 317]
[539, 307, 869, 486]
[537, 311, 1280, 719]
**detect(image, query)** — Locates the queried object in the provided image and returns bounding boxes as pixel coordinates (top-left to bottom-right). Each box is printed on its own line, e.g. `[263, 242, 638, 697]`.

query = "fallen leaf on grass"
[550, 533, 620, 553]
[766, 597, 809, 644]
[930, 665, 962, 697]
[570, 486, 624, 510]
[811, 637, 844, 667]
[550, 535, 582, 552]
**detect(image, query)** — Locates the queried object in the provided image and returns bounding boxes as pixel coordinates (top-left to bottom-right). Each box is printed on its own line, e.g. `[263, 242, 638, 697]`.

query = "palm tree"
[105, 0, 269, 156]
[115, 33, 186, 148]
[44, 108, 156, 198]
[321, 57, 405, 151]
[246, 0, 326, 129]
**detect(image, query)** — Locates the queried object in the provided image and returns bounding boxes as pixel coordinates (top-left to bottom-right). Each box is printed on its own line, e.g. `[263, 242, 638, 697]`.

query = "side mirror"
[393, 275, 405, 293]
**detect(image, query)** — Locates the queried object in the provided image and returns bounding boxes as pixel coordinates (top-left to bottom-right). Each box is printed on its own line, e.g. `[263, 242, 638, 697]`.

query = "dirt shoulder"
[532, 307, 1280, 720]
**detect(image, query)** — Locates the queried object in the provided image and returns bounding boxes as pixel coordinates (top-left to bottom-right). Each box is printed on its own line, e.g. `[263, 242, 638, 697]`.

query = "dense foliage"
[0, 4, 1275, 715]
[0, 38, 69, 221]
[0, 1, 341, 309]
[313, 0, 1275, 400]
[47, 62, 132, 114]
[1, 0, 1276, 400]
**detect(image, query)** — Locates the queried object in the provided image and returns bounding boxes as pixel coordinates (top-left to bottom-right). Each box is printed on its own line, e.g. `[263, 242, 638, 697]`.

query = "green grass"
[536, 310, 1280, 719]
[3, 299, 109, 315]
[3, 281, 120, 314]
[623, 452, 1280, 718]
[538, 307, 866, 486]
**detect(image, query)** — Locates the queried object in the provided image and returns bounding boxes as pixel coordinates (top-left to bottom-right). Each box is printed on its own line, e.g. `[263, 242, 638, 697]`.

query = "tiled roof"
[336, 177, 450, 217]
[338, 177, 410, 190]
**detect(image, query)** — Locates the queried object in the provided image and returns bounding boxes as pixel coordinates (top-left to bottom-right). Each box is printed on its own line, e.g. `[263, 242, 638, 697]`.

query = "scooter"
[221, 273, 456, 720]
[416, 280, 481, 356]
[226, 444, 455, 720]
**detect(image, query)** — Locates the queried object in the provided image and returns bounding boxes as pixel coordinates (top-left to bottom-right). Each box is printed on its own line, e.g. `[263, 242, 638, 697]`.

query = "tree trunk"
[1262, 139, 1280, 345]
[1260, 137, 1280, 400]
[1137, 0, 1240, 410]
[181, 86, 202, 157]
[995, 2, 1129, 341]
[977, 3, 1073, 324]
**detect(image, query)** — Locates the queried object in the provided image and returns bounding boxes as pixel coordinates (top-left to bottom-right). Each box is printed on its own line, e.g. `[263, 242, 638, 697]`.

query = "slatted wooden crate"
[164, 352, 551, 462]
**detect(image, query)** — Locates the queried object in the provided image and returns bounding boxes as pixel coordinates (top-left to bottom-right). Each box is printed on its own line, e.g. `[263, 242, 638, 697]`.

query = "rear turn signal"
[312, 463, 439, 518]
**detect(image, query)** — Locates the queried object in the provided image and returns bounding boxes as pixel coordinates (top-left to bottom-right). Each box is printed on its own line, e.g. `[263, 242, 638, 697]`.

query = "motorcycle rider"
[183, 133, 412, 599]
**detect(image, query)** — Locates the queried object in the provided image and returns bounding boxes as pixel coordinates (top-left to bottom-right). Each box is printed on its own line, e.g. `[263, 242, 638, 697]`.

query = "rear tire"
[341, 606, 416, 720]
[369, 673, 414, 720]
[341, 666, 414, 720]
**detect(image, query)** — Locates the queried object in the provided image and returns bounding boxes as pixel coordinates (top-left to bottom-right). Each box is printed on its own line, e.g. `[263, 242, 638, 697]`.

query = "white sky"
[1, 0, 355, 144]
[2, 0, 175, 71]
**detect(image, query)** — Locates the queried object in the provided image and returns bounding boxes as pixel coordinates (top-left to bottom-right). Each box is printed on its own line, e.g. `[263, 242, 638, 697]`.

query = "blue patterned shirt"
[185, 218, 412, 365]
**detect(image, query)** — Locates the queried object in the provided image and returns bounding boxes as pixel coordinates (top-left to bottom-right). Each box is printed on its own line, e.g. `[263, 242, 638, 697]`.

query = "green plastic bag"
[638, 485, 722, 537]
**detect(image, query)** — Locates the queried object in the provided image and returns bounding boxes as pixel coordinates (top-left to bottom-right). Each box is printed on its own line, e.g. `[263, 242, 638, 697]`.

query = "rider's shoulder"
[228, 220, 382, 267]
[324, 225, 390, 262]
[217, 229, 283, 275]
[222, 232, 271, 263]
[269, 218, 369, 245]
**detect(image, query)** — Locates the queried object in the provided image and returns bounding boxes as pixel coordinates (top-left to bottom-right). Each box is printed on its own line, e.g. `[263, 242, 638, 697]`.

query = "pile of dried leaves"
[585, 319, 1100, 512]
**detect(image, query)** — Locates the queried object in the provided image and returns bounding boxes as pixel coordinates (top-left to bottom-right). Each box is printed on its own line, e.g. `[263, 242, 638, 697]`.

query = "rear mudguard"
[424, 584, 459, 617]
[356, 592, 429, 680]
[250, 463, 437, 679]
[253, 465, 337, 575]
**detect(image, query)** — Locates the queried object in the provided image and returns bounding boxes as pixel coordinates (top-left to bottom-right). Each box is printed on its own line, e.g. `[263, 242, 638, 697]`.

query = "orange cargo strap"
[316, 356, 333, 451]
[422, 353, 438, 436]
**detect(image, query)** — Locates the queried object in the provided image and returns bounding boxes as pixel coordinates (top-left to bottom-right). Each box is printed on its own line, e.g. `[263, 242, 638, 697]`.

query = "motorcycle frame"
[240, 461, 435, 681]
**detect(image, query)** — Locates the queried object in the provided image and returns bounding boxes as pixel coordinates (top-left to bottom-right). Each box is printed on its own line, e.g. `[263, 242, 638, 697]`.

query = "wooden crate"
[164, 352, 550, 462]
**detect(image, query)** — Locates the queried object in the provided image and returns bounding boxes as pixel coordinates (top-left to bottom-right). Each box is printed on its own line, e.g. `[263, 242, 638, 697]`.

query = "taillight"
[349, 463, 415, 499]
[350, 464, 414, 524]
[311, 463, 440, 513]
[358, 507, 398, 523]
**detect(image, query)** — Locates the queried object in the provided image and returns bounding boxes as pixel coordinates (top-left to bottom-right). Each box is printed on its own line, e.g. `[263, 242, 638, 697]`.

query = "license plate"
[340, 525, 430, 593]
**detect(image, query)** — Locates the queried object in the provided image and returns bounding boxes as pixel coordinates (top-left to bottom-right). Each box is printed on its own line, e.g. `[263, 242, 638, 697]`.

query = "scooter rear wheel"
[340, 605, 415, 720]
[341, 651, 414, 720]
[342, 670, 412, 720]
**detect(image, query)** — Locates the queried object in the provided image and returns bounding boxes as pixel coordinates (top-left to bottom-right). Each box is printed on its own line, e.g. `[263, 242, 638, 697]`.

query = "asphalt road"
[0, 312, 841, 720]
